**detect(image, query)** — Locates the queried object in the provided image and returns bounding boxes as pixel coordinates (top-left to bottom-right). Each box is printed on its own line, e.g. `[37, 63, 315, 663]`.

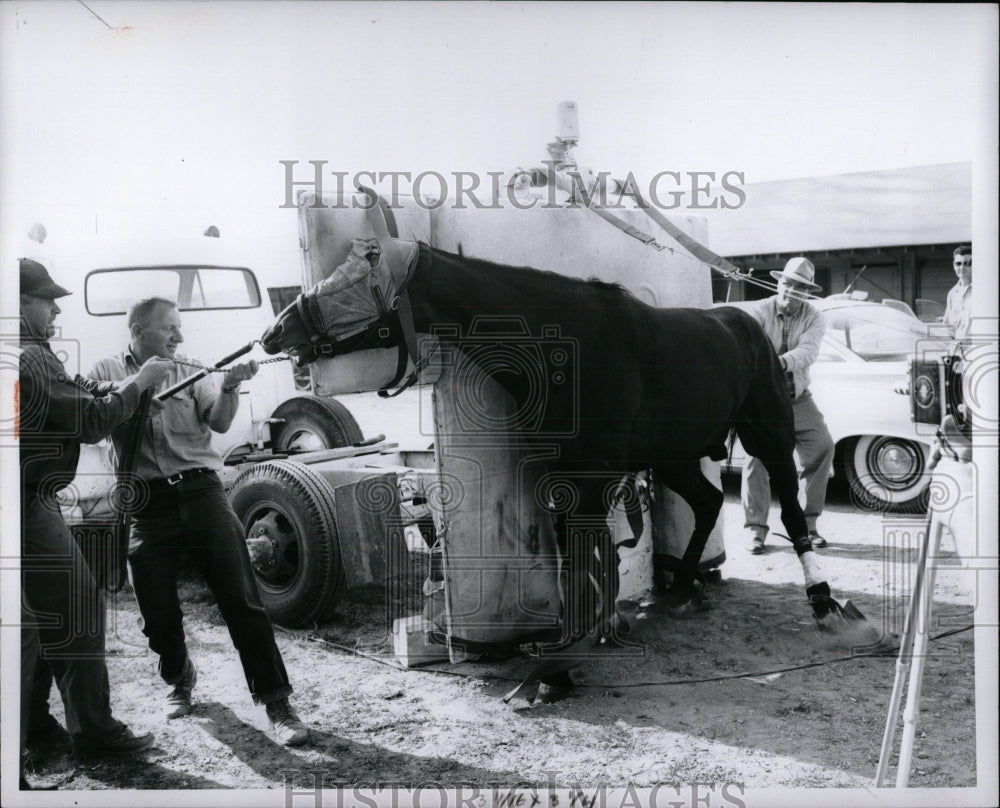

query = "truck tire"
[269, 396, 364, 453]
[230, 460, 345, 626]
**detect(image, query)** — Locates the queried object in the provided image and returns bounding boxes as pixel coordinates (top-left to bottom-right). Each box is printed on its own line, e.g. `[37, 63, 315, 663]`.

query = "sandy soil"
[21, 479, 979, 796]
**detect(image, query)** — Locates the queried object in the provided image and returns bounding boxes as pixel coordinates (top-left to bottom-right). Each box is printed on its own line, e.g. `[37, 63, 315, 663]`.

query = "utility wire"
[290, 623, 974, 690]
[77, 0, 114, 29]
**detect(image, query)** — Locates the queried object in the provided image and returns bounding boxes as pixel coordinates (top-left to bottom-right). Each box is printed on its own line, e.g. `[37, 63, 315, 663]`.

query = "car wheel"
[269, 396, 363, 453]
[843, 435, 930, 513]
[230, 460, 345, 626]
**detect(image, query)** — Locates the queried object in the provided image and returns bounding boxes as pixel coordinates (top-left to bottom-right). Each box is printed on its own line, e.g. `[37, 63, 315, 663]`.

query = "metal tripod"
[875, 445, 975, 787]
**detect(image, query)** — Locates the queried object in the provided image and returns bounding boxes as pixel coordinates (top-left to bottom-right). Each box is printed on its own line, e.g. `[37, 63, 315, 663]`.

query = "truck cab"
[23, 231, 359, 524]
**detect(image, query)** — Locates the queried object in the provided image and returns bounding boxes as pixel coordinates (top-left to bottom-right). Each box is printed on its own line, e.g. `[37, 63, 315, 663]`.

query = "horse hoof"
[601, 612, 631, 639]
[813, 612, 842, 633]
[668, 595, 711, 619]
[536, 683, 572, 704]
[702, 567, 723, 584]
[536, 671, 573, 704]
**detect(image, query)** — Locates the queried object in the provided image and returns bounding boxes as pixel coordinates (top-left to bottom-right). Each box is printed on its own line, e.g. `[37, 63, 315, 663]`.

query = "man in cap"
[742, 257, 835, 553]
[87, 297, 310, 746]
[18, 258, 172, 772]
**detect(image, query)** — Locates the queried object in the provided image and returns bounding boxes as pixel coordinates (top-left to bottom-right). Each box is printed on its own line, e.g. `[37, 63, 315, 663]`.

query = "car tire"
[269, 396, 363, 453]
[843, 435, 931, 514]
[230, 460, 345, 627]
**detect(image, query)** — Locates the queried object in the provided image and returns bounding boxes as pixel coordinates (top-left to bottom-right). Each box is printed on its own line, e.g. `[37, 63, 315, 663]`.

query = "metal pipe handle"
[156, 341, 255, 401]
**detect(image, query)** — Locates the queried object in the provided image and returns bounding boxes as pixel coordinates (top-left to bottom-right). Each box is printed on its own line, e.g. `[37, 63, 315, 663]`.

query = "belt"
[154, 468, 216, 486]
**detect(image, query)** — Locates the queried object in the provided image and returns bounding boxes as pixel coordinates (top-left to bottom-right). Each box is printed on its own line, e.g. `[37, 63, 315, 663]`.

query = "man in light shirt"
[88, 297, 310, 747]
[943, 245, 972, 343]
[742, 257, 835, 554]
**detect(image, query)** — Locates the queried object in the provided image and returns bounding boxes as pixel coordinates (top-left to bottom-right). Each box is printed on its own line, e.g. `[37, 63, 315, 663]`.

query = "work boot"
[165, 658, 197, 719]
[265, 699, 309, 746]
[809, 530, 828, 549]
[73, 725, 155, 759]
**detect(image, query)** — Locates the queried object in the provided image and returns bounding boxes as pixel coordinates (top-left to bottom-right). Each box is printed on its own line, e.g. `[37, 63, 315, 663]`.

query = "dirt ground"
[21, 477, 980, 796]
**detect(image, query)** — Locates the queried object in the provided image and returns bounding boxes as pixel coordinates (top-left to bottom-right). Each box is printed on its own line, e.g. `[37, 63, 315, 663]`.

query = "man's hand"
[133, 357, 173, 391]
[221, 360, 260, 390]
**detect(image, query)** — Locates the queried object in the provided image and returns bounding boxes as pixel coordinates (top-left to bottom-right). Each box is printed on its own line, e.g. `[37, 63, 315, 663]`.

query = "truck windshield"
[86, 266, 261, 315]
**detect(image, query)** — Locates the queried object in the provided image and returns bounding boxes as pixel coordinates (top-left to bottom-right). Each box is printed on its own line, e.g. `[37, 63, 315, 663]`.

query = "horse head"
[261, 236, 415, 364]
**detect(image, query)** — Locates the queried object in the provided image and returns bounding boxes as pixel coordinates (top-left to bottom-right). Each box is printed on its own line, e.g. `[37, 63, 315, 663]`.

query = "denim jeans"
[128, 472, 292, 704]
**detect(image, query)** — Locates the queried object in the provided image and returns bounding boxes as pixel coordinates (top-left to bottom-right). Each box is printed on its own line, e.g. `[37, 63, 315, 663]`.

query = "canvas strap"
[553, 169, 748, 281]
[358, 186, 424, 396]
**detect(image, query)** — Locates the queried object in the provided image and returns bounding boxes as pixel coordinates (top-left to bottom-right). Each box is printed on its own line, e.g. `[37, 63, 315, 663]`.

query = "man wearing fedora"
[18, 258, 172, 775]
[742, 257, 835, 554]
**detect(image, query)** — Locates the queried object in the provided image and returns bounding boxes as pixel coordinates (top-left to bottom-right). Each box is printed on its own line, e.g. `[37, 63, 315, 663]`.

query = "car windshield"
[820, 303, 949, 361]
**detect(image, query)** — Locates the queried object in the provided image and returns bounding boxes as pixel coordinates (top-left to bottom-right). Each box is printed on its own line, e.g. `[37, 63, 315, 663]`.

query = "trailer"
[222, 125, 730, 664]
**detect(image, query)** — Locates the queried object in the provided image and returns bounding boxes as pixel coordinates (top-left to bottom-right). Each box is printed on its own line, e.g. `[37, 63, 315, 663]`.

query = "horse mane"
[431, 244, 638, 306]
[585, 276, 635, 299]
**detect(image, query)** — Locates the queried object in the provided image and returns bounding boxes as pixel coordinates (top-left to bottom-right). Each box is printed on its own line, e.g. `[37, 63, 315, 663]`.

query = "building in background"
[705, 162, 971, 319]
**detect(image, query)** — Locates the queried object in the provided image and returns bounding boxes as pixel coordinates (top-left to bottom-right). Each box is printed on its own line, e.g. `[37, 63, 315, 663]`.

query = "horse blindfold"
[261, 237, 418, 363]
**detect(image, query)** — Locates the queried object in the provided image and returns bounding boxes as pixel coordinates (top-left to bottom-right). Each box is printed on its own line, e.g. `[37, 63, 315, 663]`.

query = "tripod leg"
[895, 519, 943, 788]
[875, 516, 937, 785]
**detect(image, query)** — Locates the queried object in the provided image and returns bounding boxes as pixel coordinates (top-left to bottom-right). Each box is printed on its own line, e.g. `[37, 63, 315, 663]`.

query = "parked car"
[716, 297, 951, 512]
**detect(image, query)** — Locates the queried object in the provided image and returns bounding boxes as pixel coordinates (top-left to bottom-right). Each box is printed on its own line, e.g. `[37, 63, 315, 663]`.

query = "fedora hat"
[770, 257, 821, 291]
[20, 258, 71, 299]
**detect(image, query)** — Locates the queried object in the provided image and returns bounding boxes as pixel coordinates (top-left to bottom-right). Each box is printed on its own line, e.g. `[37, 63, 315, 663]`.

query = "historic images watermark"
[281, 772, 749, 808]
[279, 161, 747, 211]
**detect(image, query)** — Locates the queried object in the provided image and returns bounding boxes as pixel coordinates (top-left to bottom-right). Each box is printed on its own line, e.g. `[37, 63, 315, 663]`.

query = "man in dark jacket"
[18, 258, 171, 771]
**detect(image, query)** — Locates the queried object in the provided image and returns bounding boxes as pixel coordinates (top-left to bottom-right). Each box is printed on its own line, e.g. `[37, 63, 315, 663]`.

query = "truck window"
[86, 266, 261, 315]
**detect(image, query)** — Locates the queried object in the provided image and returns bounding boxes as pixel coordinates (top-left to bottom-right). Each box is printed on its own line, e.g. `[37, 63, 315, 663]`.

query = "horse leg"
[756, 453, 835, 619]
[656, 461, 723, 617]
[538, 474, 621, 702]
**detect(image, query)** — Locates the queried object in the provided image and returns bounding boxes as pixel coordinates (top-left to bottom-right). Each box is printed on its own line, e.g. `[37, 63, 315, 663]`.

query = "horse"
[261, 235, 854, 700]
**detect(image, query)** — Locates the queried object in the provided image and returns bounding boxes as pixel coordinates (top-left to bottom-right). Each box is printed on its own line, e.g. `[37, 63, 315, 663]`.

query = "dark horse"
[262, 237, 849, 699]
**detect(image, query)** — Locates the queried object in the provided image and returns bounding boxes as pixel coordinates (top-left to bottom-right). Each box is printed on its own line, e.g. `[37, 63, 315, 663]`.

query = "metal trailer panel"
[432, 357, 562, 648]
[431, 204, 712, 310]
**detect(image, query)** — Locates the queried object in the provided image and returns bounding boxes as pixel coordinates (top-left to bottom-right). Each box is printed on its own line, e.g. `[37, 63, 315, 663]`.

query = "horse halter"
[263, 187, 424, 397]
[297, 239, 419, 385]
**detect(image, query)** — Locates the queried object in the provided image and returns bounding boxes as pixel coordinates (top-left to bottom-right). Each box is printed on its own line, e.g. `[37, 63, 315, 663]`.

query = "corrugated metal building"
[703, 162, 972, 317]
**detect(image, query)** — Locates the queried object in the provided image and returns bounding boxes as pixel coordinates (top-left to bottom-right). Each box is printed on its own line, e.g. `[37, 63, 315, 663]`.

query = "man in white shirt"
[943, 245, 972, 343]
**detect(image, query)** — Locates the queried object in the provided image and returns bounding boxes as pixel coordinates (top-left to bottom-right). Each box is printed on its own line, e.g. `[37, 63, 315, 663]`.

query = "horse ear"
[359, 186, 410, 273]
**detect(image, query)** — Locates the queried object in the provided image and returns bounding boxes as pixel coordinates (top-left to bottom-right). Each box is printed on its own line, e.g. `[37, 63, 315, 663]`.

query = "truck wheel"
[269, 396, 363, 453]
[230, 460, 344, 626]
[843, 435, 930, 514]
